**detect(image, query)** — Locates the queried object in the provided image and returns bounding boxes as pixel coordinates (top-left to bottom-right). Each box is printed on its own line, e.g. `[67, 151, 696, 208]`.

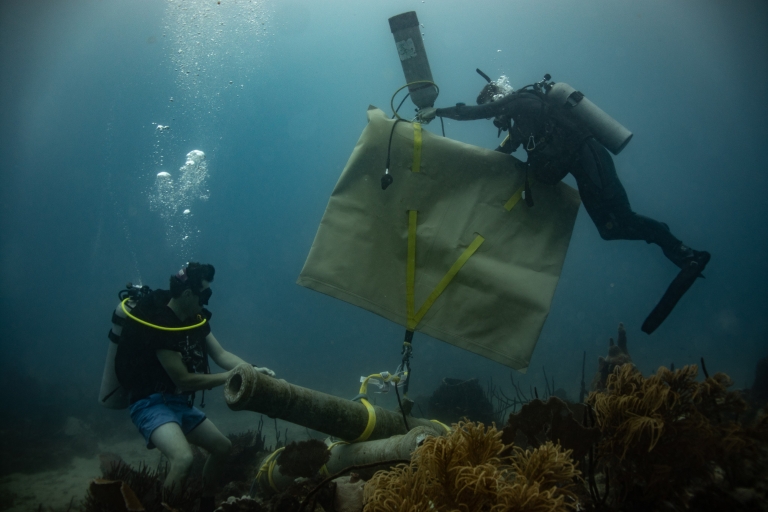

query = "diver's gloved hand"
[416, 107, 437, 123]
[253, 365, 276, 377]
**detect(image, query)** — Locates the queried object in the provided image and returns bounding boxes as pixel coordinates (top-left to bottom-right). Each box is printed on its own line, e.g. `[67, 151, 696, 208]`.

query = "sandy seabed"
[0, 403, 305, 512]
[0, 438, 160, 512]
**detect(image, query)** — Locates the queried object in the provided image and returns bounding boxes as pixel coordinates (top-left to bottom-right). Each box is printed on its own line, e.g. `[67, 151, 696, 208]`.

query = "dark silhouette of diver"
[417, 72, 710, 333]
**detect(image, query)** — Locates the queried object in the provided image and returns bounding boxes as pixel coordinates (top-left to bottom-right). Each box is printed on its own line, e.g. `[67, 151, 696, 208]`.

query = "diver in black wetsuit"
[417, 73, 710, 333]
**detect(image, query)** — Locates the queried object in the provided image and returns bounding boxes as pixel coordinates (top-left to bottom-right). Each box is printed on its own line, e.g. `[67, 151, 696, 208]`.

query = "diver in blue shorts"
[115, 262, 275, 511]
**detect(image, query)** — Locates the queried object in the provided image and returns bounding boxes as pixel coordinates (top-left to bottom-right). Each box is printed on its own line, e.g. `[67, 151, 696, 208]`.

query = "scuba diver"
[113, 262, 275, 512]
[416, 72, 710, 333]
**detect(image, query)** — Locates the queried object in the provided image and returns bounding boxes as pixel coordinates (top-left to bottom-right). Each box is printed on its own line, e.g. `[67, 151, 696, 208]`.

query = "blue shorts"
[129, 393, 207, 449]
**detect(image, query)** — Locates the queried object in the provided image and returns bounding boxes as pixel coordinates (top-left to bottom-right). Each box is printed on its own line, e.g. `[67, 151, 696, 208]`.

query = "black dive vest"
[114, 289, 211, 404]
[506, 91, 593, 185]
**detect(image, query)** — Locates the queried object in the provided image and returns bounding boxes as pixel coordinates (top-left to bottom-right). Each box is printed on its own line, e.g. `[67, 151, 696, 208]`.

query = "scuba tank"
[545, 82, 633, 155]
[98, 283, 151, 409]
[389, 11, 437, 109]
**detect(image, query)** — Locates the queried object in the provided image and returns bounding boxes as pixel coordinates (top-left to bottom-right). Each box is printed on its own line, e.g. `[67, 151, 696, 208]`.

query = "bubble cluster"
[491, 75, 514, 101]
[163, 0, 273, 119]
[149, 150, 210, 259]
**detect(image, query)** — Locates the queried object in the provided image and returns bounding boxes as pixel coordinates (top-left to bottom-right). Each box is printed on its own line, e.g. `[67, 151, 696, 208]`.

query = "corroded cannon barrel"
[260, 426, 435, 494]
[224, 364, 445, 441]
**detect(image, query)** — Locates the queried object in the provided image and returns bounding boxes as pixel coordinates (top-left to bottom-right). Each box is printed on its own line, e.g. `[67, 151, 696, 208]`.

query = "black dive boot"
[643, 243, 711, 334]
[663, 243, 711, 272]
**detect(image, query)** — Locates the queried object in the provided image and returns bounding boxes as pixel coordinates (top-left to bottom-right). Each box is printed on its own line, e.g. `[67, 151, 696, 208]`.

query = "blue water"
[1, 0, 766, 422]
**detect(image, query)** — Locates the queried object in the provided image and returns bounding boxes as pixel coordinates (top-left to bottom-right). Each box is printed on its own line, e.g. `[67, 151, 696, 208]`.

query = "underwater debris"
[268, 475, 335, 512]
[88, 479, 145, 512]
[215, 495, 266, 512]
[428, 377, 494, 425]
[502, 396, 600, 461]
[83, 460, 202, 512]
[222, 427, 270, 487]
[587, 363, 766, 510]
[276, 439, 330, 479]
[83, 426, 274, 512]
[332, 474, 366, 512]
[591, 323, 633, 391]
[362, 420, 581, 512]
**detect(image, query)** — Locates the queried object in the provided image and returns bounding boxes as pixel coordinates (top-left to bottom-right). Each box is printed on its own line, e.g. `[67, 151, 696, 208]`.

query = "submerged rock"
[427, 377, 494, 425]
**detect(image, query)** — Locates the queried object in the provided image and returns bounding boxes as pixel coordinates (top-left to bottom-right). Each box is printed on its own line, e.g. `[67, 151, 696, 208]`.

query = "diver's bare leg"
[185, 419, 233, 496]
[150, 422, 194, 498]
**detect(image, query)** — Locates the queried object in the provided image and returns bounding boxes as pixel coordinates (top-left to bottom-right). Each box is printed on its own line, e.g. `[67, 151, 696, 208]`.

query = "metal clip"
[527, 134, 536, 151]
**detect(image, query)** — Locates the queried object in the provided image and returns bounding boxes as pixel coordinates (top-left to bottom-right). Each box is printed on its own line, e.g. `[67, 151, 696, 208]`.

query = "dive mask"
[196, 287, 212, 306]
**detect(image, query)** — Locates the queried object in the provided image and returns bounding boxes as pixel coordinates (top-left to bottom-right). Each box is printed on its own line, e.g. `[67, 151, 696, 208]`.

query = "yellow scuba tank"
[98, 284, 149, 409]
[389, 11, 437, 109]
[545, 82, 633, 155]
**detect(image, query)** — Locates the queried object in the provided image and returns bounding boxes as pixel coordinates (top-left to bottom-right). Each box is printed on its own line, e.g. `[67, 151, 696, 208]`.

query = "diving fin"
[642, 251, 710, 334]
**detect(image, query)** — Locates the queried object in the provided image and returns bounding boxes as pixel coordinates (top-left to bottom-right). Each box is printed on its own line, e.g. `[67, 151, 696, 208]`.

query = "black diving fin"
[642, 251, 711, 334]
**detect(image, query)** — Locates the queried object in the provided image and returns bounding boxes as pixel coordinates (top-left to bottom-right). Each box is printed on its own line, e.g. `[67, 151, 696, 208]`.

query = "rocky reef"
[79, 324, 768, 512]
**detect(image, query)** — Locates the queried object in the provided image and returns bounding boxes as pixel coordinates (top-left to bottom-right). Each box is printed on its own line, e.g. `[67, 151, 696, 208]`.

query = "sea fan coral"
[362, 421, 581, 512]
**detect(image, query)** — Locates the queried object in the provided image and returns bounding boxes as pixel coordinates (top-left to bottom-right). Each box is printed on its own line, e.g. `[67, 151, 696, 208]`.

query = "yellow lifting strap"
[504, 183, 526, 211]
[411, 122, 422, 174]
[406, 211, 417, 326]
[319, 440, 350, 476]
[352, 373, 398, 443]
[404, 122, 487, 331]
[430, 419, 452, 433]
[352, 398, 376, 442]
[406, 228, 485, 330]
[256, 446, 285, 492]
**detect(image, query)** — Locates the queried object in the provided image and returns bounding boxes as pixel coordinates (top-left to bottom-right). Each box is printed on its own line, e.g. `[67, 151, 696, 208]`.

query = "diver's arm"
[205, 332, 247, 370]
[433, 91, 544, 124]
[433, 89, 525, 121]
[205, 333, 275, 376]
[156, 349, 233, 392]
[435, 101, 508, 121]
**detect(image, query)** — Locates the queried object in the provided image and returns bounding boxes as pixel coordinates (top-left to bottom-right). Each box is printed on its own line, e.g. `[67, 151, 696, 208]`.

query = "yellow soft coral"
[363, 421, 581, 512]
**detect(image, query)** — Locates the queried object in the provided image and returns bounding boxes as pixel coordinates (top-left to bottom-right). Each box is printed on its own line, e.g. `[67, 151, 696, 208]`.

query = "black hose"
[476, 68, 492, 83]
[394, 92, 410, 118]
[394, 382, 411, 431]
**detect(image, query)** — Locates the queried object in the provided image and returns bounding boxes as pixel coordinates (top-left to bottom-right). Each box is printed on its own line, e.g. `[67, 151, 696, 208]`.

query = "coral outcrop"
[588, 363, 766, 509]
[276, 439, 331, 479]
[83, 460, 202, 512]
[502, 397, 600, 461]
[428, 378, 495, 425]
[362, 421, 581, 512]
[591, 323, 632, 391]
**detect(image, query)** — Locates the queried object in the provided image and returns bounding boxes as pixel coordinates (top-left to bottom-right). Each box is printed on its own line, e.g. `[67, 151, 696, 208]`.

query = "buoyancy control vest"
[98, 285, 150, 409]
[99, 285, 210, 409]
[489, 90, 591, 186]
[465, 74, 633, 185]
